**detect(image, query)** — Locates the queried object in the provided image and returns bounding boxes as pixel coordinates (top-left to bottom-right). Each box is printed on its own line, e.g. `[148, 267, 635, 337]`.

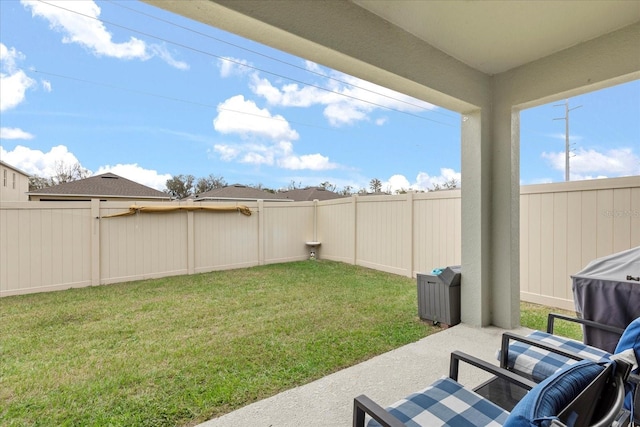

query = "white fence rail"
[2, 177, 638, 310]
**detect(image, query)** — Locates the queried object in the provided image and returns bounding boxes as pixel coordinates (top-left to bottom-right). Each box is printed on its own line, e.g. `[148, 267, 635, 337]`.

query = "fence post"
[352, 195, 358, 266]
[91, 198, 100, 286]
[313, 199, 318, 241]
[258, 199, 264, 265]
[187, 199, 195, 275]
[406, 192, 414, 278]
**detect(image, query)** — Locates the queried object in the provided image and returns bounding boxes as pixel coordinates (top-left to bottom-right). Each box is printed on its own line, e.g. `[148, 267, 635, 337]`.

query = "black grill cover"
[572, 246, 640, 353]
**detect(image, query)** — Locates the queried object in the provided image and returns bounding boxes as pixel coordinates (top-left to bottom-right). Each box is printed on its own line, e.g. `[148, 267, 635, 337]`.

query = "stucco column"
[461, 95, 520, 328]
[490, 102, 521, 329]
[460, 109, 491, 326]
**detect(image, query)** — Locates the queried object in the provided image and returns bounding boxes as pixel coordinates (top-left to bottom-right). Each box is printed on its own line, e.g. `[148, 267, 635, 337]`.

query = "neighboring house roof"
[27, 173, 171, 200]
[0, 160, 30, 177]
[279, 187, 346, 201]
[194, 184, 291, 201]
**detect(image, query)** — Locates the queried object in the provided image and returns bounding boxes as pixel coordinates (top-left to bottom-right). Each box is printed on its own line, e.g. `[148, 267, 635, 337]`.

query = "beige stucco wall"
[0, 164, 29, 202]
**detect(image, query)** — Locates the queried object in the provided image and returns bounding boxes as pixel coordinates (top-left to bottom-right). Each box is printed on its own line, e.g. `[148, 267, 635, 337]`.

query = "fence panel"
[99, 202, 189, 284]
[413, 191, 461, 276]
[193, 202, 260, 272]
[262, 201, 315, 263]
[519, 177, 640, 309]
[0, 202, 91, 296]
[355, 195, 410, 276]
[316, 198, 355, 263]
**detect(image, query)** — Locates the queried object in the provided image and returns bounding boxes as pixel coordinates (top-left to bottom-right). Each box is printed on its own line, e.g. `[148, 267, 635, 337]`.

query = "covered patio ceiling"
[144, 0, 640, 328]
[354, 0, 640, 75]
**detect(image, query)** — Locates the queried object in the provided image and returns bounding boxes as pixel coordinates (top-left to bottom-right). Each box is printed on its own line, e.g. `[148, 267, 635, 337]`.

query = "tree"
[339, 185, 353, 196]
[165, 174, 195, 199]
[195, 174, 226, 194]
[287, 180, 302, 190]
[28, 176, 51, 191]
[51, 161, 90, 184]
[429, 178, 459, 192]
[28, 161, 90, 191]
[319, 181, 336, 192]
[249, 183, 276, 193]
[369, 178, 382, 193]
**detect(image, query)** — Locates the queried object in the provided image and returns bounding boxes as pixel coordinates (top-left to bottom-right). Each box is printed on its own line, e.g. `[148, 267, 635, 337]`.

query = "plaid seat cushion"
[367, 377, 509, 427]
[505, 331, 611, 382]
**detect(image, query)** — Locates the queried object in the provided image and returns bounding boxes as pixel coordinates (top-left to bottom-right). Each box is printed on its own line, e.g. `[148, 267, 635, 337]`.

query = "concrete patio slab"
[197, 323, 532, 427]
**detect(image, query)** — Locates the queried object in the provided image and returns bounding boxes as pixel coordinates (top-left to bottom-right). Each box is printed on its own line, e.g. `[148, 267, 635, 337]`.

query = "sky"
[1, 0, 638, 193]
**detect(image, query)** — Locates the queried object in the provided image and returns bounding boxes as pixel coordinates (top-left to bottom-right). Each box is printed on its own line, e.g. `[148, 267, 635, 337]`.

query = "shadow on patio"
[197, 323, 532, 427]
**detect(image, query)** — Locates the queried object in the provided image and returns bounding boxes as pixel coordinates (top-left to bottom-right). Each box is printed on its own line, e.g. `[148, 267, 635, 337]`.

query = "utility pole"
[553, 99, 582, 181]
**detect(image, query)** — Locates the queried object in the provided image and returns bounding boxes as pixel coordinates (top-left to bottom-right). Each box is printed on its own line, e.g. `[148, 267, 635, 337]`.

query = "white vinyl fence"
[1, 176, 638, 310]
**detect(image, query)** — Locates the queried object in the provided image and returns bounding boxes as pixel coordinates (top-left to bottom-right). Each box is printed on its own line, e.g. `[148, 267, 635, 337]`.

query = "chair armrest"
[499, 331, 590, 369]
[547, 313, 625, 336]
[353, 394, 405, 427]
[449, 350, 536, 390]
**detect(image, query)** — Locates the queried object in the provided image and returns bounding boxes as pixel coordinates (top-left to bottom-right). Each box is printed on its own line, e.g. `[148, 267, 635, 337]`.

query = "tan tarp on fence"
[101, 205, 252, 218]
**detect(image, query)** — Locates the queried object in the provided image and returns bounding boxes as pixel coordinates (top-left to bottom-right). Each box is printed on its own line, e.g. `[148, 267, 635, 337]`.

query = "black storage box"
[417, 265, 461, 326]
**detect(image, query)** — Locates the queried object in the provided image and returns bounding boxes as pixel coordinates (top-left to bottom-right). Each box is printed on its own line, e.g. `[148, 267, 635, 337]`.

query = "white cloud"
[0, 145, 171, 190]
[0, 144, 84, 177]
[148, 44, 189, 71]
[414, 168, 461, 191]
[214, 140, 337, 171]
[304, 60, 323, 74]
[212, 90, 338, 171]
[218, 57, 252, 78]
[542, 147, 640, 178]
[94, 164, 171, 190]
[241, 150, 274, 166]
[278, 153, 337, 171]
[248, 65, 437, 127]
[0, 43, 22, 72]
[379, 168, 461, 193]
[381, 174, 411, 193]
[213, 95, 299, 141]
[21, 0, 188, 69]
[0, 43, 36, 112]
[41, 80, 52, 92]
[213, 144, 240, 161]
[0, 127, 35, 140]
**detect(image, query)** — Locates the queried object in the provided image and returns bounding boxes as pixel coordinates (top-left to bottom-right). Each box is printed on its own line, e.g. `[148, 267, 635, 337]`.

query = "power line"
[106, 0, 456, 120]
[35, 0, 457, 128]
[31, 69, 340, 132]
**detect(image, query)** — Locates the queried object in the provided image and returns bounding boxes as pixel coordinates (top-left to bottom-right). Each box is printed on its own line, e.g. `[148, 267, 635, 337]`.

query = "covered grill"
[572, 246, 640, 353]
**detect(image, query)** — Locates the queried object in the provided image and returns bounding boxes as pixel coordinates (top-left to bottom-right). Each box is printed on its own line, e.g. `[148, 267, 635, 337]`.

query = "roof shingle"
[28, 173, 170, 199]
[279, 187, 346, 201]
[194, 184, 289, 201]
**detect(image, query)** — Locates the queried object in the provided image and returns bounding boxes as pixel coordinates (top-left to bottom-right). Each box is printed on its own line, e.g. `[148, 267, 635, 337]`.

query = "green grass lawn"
[1, 260, 586, 426]
[0, 261, 438, 426]
[520, 301, 583, 341]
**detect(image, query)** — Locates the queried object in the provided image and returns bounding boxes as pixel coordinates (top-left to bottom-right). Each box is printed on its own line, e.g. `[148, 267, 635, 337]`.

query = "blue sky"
[1, 0, 638, 193]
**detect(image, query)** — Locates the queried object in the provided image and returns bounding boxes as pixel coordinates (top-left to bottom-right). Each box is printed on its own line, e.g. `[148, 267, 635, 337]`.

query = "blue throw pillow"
[614, 317, 640, 413]
[614, 317, 640, 372]
[504, 360, 604, 427]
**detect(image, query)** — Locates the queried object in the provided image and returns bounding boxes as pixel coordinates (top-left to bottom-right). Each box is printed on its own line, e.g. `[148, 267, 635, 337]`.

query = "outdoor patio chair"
[353, 350, 630, 427]
[498, 314, 640, 422]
